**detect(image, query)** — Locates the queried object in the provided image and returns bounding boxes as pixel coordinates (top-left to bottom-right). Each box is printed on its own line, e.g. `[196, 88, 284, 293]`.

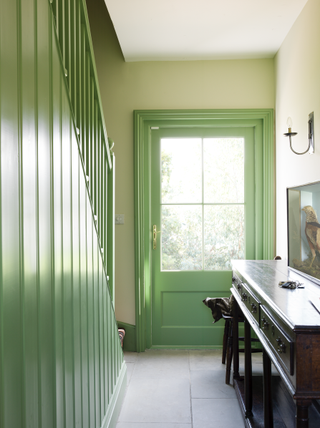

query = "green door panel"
[151, 127, 256, 347]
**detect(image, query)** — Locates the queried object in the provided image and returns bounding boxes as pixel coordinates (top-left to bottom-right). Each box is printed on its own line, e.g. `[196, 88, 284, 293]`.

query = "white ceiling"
[103, 0, 308, 62]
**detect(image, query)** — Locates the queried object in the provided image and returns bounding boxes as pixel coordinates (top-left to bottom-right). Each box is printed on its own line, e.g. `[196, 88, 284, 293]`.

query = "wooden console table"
[231, 260, 320, 428]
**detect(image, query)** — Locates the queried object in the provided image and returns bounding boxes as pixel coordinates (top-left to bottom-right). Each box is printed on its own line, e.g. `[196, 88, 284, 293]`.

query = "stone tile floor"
[115, 349, 253, 428]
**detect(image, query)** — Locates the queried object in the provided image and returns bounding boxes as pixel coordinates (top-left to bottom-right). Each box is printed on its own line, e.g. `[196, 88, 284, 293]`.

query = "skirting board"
[101, 361, 127, 428]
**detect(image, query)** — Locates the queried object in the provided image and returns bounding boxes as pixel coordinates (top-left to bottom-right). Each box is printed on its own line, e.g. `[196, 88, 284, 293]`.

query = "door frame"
[134, 109, 274, 352]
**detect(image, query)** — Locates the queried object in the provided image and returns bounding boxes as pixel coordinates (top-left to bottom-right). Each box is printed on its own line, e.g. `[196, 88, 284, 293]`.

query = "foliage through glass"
[161, 138, 245, 270]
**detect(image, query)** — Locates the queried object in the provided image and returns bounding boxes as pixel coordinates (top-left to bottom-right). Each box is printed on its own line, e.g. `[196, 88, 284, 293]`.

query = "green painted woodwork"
[107, 150, 116, 304]
[117, 322, 137, 352]
[51, 0, 112, 270]
[0, 0, 125, 428]
[134, 109, 274, 352]
[150, 127, 256, 347]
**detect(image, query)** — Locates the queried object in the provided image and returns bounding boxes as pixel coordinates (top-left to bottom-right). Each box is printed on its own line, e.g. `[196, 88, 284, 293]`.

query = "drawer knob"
[262, 318, 269, 330]
[276, 338, 286, 354]
[241, 292, 248, 302]
[251, 303, 257, 313]
[237, 283, 241, 290]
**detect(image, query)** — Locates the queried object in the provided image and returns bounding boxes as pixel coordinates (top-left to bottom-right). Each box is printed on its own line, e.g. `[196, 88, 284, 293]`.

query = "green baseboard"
[101, 361, 127, 428]
[117, 321, 137, 352]
[116, 321, 258, 352]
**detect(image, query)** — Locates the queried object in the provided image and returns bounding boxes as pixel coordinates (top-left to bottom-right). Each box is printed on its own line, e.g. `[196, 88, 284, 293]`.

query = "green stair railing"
[51, 0, 112, 269]
[0, 0, 124, 427]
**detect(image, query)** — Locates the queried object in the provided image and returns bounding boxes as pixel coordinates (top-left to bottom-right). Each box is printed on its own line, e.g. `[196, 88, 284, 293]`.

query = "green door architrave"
[134, 109, 274, 352]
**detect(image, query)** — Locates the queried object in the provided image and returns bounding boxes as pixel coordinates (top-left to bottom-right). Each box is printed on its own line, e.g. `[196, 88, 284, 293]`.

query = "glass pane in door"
[161, 205, 202, 271]
[161, 138, 202, 203]
[203, 138, 244, 203]
[204, 205, 245, 270]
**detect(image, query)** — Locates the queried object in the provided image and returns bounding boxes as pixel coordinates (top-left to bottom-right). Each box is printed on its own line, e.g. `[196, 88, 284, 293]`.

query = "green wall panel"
[0, 0, 125, 428]
[0, 0, 23, 425]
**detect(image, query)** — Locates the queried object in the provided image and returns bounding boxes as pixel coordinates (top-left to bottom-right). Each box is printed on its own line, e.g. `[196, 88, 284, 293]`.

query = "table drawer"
[234, 280, 260, 325]
[260, 305, 294, 376]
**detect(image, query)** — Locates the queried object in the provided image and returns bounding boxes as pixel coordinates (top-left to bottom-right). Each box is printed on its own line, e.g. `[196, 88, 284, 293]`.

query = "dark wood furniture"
[231, 260, 320, 428]
[222, 313, 262, 385]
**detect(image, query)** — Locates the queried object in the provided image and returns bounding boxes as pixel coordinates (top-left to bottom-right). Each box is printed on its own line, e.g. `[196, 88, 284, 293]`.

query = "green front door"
[151, 127, 256, 347]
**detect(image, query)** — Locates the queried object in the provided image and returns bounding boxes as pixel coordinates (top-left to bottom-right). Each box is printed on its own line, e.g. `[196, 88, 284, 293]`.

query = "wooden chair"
[203, 295, 262, 384]
[222, 313, 262, 384]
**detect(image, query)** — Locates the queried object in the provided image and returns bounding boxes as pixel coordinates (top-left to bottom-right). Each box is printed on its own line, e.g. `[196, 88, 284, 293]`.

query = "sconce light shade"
[284, 113, 314, 155]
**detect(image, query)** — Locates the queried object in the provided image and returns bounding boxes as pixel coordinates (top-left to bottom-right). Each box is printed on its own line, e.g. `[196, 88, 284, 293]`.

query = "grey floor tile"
[123, 352, 139, 363]
[117, 376, 191, 424]
[125, 362, 135, 385]
[131, 349, 190, 380]
[136, 349, 190, 365]
[116, 424, 191, 428]
[191, 369, 237, 399]
[116, 348, 250, 428]
[192, 398, 245, 428]
[189, 349, 223, 370]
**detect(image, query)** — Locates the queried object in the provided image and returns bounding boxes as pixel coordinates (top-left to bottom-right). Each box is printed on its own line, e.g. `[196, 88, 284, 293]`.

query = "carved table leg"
[232, 299, 240, 380]
[244, 318, 253, 418]
[263, 350, 273, 428]
[296, 400, 311, 428]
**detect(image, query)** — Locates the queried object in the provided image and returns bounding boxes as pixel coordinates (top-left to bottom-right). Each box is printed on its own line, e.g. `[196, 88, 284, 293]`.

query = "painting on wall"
[287, 180, 320, 284]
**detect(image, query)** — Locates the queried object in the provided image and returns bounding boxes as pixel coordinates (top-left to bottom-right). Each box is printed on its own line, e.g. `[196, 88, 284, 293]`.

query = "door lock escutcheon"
[153, 225, 161, 249]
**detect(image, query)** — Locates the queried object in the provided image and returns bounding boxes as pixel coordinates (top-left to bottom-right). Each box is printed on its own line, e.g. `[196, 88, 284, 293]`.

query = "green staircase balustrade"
[51, 0, 112, 271]
[0, 0, 125, 427]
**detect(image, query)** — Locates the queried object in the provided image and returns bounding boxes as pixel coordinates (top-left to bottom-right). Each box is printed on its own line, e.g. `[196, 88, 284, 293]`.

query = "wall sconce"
[284, 112, 314, 155]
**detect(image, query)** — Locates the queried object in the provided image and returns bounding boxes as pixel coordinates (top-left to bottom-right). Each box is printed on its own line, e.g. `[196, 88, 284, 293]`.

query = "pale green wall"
[275, 0, 320, 258]
[86, 0, 275, 325]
